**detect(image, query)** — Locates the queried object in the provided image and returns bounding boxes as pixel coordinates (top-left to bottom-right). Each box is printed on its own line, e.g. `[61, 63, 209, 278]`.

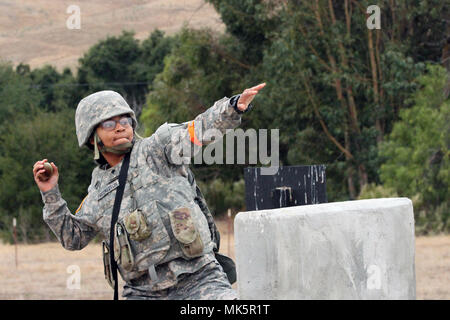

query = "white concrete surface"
[234, 198, 416, 299]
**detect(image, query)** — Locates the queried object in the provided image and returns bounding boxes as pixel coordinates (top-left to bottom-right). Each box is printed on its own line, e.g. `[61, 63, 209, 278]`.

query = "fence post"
[13, 217, 18, 268]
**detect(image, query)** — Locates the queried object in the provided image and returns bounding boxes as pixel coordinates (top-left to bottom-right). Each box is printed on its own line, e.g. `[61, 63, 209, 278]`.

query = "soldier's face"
[95, 115, 134, 147]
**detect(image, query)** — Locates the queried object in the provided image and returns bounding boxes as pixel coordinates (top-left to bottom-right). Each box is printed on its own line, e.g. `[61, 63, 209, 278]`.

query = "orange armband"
[75, 195, 88, 215]
[188, 121, 202, 146]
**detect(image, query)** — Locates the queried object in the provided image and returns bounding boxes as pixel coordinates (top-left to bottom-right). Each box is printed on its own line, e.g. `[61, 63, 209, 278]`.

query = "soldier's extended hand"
[33, 159, 59, 193]
[237, 83, 266, 112]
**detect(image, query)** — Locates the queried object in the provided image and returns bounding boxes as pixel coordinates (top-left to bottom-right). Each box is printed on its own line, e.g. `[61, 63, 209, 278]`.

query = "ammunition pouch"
[114, 222, 134, 272]
[102, 241, 114, 289]
[169, 206, 205, 258]
[123, 209, 151, 241]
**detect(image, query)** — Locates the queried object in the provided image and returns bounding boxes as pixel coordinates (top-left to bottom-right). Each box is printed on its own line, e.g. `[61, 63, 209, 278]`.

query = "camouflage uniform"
[40, 91, 245, 300]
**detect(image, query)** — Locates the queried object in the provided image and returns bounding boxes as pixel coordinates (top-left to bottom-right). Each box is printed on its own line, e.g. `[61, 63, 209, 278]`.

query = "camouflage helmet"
[75, 90, 137, 148]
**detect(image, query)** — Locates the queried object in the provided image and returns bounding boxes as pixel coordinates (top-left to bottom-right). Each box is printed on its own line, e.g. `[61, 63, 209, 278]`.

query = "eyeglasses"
[100, 116, 132, 131]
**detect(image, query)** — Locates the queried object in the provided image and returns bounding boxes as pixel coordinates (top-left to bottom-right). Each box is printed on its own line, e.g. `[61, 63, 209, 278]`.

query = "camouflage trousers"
[123, 260, 238, 300]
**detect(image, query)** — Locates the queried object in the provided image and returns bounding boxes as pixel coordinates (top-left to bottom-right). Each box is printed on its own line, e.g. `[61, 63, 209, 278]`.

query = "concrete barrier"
[234, 198, 416, 299]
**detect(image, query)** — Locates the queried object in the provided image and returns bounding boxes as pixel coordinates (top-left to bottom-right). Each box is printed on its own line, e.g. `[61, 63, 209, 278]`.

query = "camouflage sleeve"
[154, 96, 244, 165]
[41, 184, 99, 251]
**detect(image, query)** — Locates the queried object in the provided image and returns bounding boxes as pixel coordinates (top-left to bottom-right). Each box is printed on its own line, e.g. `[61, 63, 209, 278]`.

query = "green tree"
[140, 27, 266, 214]
[77, 30, 174, 118]
[379, 65, 449, 234]
[0, 109, 95, 243]
[27, 65, 82, 111]
[29, 65, 64, 112]
[0, 62, 41, 125]
[205, 0, 282, 64]
[255, 0, 446, 200]
[197, 178, 245, 217]
[138, 29, 175, 90]
[140, 27, 257, 198]
[141, 27, 246, 133]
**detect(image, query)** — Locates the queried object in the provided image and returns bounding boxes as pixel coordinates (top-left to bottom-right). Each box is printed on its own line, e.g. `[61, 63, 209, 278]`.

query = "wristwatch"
[230, 94, 253, 114]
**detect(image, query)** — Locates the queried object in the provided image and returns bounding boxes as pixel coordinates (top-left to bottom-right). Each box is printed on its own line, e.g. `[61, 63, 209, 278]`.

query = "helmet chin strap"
[94, 132, 134, 160]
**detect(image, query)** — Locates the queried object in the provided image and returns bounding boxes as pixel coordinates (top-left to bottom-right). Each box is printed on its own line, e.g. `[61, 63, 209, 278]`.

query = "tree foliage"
[0, 30, 175, 242]
[0, 63, 41, 125]
[138, 0, 448, 219]
[0, 0, 449, 241]
[0, 109, 94, 243]
[140, 27, 253, 187]
[205, 0, 282, 63]
[77, 30, 174, 118]
[379, 65, 449, 234]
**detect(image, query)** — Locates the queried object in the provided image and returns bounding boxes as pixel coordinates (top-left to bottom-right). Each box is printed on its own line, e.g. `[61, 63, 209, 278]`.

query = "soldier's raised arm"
[154, 83, 266, 165]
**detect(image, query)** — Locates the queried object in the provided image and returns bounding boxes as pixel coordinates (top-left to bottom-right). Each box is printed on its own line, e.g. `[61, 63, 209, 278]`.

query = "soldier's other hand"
[33, 159, 59, 193]
[237, 83, 266, 112]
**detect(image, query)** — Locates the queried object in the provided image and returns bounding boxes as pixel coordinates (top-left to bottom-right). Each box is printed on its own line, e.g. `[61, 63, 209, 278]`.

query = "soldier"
[32, 83, 266, 300]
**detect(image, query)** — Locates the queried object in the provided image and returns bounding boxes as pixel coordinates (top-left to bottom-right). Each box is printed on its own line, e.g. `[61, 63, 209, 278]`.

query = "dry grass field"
[0, 0, 224, 71]
[1, 0, 448, 301]
[0, 217, 448, 300]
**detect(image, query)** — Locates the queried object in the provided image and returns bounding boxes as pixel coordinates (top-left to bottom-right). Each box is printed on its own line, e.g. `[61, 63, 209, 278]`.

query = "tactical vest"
[161, 123, 235, 284]
[98, 122, 233, 287]
[94, 142, 214, 285]
[157, 122, 221, 251]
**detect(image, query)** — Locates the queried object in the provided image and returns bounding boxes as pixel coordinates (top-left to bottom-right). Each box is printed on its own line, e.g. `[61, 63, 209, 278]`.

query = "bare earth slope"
[0, 0, 224, 71]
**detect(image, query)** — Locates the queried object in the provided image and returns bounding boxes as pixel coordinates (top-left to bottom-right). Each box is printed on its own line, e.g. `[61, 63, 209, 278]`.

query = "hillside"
[0, 0, 224, 71]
